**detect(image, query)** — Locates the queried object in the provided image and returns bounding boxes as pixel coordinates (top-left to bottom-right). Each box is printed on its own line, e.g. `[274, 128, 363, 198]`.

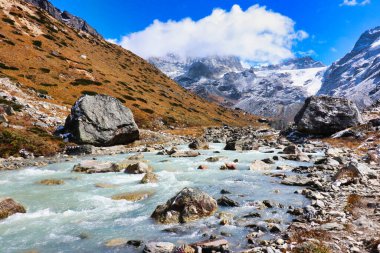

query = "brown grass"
[290, 229, 332, 253]
[344, 194, 364, 215]
[0, 2, 260, 130]
[163, 127, 205, 137]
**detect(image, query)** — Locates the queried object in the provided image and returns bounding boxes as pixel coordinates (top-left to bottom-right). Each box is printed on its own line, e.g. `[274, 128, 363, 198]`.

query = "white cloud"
[114, 5, 308, 64]
[297, 49, 317, 57]
[106, 38, 118, 44]
[340, 0, 370, 6]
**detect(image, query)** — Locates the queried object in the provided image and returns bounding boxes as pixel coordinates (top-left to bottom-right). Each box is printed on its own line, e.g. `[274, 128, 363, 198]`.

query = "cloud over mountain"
[113, 5, 308, 64]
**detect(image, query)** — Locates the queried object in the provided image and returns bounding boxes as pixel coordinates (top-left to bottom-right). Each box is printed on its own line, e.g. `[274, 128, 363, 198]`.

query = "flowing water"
[0, 144, 319, 253]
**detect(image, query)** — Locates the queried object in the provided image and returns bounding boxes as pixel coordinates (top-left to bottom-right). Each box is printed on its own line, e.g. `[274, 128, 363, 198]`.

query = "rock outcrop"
[24, 0, 102, 38]
[0, 198, 26, 219]
[64, 95, 139, 146]
[294, 96, 363, 135]
[151, 187, 217, 224]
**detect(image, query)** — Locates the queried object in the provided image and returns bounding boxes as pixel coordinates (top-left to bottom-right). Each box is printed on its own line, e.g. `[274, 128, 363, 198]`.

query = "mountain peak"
[352, 26, 380, 53]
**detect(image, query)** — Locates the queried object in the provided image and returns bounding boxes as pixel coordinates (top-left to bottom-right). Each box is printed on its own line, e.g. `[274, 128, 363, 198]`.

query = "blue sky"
[50, 0, 380, 65]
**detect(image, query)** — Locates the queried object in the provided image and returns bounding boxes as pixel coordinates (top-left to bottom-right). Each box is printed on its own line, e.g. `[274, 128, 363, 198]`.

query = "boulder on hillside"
[151, 187, 217, 224]
[63, 95, 139, 146]
[294, 96, 363, 136]
[0, 198, 26, 219]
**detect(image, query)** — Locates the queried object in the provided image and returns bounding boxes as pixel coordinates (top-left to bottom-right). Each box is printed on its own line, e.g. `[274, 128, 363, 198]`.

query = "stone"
[63, 95, 139, 146]
[143, 242, 175, 253]
[141, 172, 159, 184]
[217, 196, 239, 207]
[188, 139, 209, 150]
[220, 162, 237, 170]
[95, 183, 118, 188]
[249, 160, 272, 171]
[294, 96, 363, 135]
[281, 175, 314, 186]
[112, 191, 153, 202]
[283, 145, 301, 154]
[128, 153, 144, 160]
[190, 239, 229, 253]
[170, 151, 200, 158]
[124, 162, 153, 174]
[105, 238, 128, 248]
[151, 187, 217, 224]
[0, 198, 26, 219]
[72, 160, 120, 174]
[197, 165, 208, 170]
[205, 157, 221, 162]
[37, 179, 64, 185]
[65, 145, 94, 155]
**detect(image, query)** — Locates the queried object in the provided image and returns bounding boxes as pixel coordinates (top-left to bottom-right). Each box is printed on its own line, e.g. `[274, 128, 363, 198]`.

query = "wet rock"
[143, 242, 175, 253]
[37, 179, 64, 185]
[141, 172, 158, 184]
[151, 187, 217, 224]
[276, 165, 294, 171]
[189, 139, 209, 150]
[112, 191, 153, 202]
[197, 165, 208, 170]
[217, 196, 239, 207]
[261, 158, 275, 164]
[249, 160, 272, 171]
[105, 238, 128, 248]
[0, 198, 26, 219]
[220, 162, 237, 170]
[63, 94, 139, 146]
[170, 151, 200, 158]
[206, 157, 221, 162]
[294, 96, 363, 136]
[220, 189, 231, 194]
[124, 162, 153, 174]
[95, 183, 118, 188]
[283, 145, 301, 155]
[243, 212, 261, 218]
[72, 160, 120, 174]
[128, 153, 144, 160]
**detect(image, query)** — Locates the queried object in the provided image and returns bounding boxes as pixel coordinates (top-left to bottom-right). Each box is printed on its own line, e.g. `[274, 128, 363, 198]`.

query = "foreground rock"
[188, 138, 209, 150]
[63, 95, 139, 146]
[124, 162, 153, 174]
[249, 160, 272, 171]
[0, 198, 26, 219]
[143, 242, 175, 253]
[170, 151, 200, 158]
[140, 172, 159, 184]
[151, 187, 217, 224]
[294, 96, 363, 135]
[72, 160, 120, 174]
[190, 239, 229, 253]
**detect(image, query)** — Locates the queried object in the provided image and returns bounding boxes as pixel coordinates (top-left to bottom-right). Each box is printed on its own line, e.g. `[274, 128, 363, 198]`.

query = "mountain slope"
[318, 26, 380, 108]
[0, 0, 258, 131]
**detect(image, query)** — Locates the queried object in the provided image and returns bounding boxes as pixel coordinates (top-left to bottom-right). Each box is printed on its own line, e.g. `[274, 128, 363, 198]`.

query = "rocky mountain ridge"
[151, 55, 327, 123]
[23, 0, 101, 38]
[318, 26, 380, 109]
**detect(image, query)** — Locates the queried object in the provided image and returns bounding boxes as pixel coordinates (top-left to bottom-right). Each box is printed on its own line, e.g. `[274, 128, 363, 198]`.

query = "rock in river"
[294, 96, 363, 135]
[151, 187, 217, 224]
[124, 162, 153, 174]
[63, 94, 139, 146]
[72, 160, 120, 174]
[0, 198, 26, 219]
[143, 242, 175, 253]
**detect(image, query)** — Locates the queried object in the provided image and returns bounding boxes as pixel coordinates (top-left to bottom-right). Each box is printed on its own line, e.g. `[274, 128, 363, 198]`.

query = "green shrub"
[140, 108, 154, 114]
[2, 18, 15, 25]
[39, 68, 51, 73]
[40, 83, 57, 87]
[122, 94, 136, 101]
[43, 34, 55, 41]
[71, 79, 102, 86]
[0, 62, 18, 70]
[81, 90, 98, 96]
[0, 98, 23, 111]
[32, 40, 42, 47]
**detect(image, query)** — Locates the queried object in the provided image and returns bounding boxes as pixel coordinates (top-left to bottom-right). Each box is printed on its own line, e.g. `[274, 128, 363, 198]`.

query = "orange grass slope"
[0, 0, 260, 129]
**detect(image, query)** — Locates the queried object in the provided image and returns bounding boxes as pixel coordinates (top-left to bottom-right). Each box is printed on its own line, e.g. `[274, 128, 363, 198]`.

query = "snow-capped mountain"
[318, 26, 380, 108]
[150, 55, 326, 121]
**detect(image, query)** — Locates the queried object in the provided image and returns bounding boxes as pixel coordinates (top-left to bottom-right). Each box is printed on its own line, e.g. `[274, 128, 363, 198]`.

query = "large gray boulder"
[151, 187, 217, 224]
[294, 96, 363, 136]
[64, 95, 139, 146]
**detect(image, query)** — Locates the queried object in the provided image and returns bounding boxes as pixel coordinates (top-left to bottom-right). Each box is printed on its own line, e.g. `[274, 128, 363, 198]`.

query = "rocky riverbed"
[0, 125, 379, 253]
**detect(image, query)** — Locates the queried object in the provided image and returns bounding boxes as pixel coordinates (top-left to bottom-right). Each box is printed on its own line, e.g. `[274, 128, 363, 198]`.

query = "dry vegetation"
[0, 0, 259, 131]
[289, 229, 332, 253]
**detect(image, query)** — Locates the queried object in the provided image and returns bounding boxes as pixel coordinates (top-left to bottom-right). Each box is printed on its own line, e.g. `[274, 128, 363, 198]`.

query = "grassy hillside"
[0, 0, 259, 130]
